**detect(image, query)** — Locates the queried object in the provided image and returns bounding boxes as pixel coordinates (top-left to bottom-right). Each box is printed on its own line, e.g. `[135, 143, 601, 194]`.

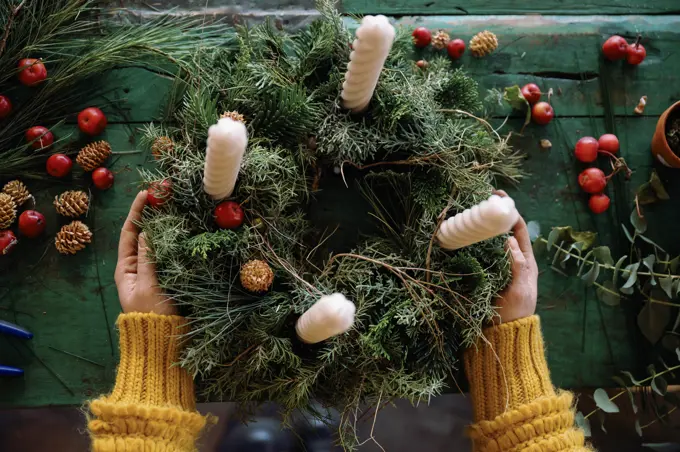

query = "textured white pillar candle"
[437, 195, 519, 250]
[203, 117, 248, 200]
[341, 15, 395, 113]
[296, 293, 356, 344]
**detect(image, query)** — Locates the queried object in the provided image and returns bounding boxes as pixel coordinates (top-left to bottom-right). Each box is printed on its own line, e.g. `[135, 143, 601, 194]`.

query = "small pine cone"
[151, 136, 174, 160]
[54, 190, 89, 217]
[77, 141, 112, 171]
[470, 30, 498, 57]
[55, 221, 92, 255]
[432, 30, 450, 50]
[240, 259, 274, 293]
[0, 193, 16, 229]
[220, 111, 246, 124]
[2, 180, 31, 206]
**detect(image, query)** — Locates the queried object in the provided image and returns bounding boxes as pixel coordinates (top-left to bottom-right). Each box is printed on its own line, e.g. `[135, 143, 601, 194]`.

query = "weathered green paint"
[2, 9, 677, 406]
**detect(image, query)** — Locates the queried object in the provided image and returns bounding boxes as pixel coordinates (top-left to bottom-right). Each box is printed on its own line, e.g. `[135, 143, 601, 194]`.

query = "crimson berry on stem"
[521, 83, 541, 105]
[412, 27, 432, 48]
[626, 41, 646, 65]
[602, 35, 628, 61]
[598, 134, 620, 154]
[17, 58, 47, 86]
[78, 107, 108, 136]
[92, 167, 114, 190]
[18, 210, 46, 238]
[46, 154, 73, 178]
[26, 126, 54, 150]
[589, 194, 611, 214]
[0, 230, 18, 255]
[147, 180, 172, 208]
[578, 168, 607, 194]
[0, 95, 12, 119]
[214, 201, 244, 229]
[446, 39, 466, 59]
[574, 136, 599, 163]
[531, 102, 554, 125]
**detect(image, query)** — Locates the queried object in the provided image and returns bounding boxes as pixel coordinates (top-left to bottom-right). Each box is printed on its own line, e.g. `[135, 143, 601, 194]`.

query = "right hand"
[114, 190, 177, 316]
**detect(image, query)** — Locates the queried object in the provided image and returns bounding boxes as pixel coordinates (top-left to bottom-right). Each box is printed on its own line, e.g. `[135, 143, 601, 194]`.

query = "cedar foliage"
[140, 2, 522, 447]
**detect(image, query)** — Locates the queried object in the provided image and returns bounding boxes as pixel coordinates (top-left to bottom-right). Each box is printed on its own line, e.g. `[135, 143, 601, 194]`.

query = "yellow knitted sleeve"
[464, 315, 591, 451]
[88, 313, 207, 452]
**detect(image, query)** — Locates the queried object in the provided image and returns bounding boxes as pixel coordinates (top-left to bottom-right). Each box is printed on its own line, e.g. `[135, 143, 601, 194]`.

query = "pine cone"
[55, 221, 92, 255]
[470, 30, 498, 57]
[2, 180, 31, 206]
[54, 190, 89, 217]
[0, 193, 16, 229]
[77, 141, 112, 171]
[151, 136, 174, 160]
[220, 111, 246, 124]
[432, 30, 450, 50]
[240, 259, 274, 293]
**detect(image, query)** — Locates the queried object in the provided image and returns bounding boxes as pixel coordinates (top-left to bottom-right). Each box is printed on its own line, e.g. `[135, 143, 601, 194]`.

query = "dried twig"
[0, 1, 26, 58]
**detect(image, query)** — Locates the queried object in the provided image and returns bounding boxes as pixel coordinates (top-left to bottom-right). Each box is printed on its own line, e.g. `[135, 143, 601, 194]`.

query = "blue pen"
[0, 319, 33, 376]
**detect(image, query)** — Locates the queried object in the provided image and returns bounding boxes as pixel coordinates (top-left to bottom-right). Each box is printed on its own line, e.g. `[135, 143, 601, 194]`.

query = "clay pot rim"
[660, 101, 680, 145]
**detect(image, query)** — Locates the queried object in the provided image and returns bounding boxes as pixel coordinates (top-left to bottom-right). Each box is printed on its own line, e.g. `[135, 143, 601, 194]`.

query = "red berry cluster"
[521, 83, 555, 125]
[411, 27, 466, 61]
[574, 133, 625, 214]
[602, 35, 646, 65]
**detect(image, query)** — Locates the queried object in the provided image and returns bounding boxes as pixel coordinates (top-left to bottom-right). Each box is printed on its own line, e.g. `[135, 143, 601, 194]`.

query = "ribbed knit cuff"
[464, 315, 555, 422]
[105, 313, 197, 410]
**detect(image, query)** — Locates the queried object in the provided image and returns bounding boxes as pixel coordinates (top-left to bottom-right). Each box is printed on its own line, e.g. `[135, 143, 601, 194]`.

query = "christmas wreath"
[140, 2, 521, 446]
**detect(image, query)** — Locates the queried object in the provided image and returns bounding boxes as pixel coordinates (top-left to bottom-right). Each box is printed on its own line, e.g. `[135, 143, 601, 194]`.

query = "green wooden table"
[2, 1, 679, 406]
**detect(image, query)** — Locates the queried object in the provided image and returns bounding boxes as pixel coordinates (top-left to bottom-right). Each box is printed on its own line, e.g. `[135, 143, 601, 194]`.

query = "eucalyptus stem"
[584, 364, 680, 419]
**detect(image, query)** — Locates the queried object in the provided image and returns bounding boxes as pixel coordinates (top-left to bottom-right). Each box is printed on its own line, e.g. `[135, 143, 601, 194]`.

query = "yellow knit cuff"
[104, 312, 197, 410]
[464, 315, 555, 422]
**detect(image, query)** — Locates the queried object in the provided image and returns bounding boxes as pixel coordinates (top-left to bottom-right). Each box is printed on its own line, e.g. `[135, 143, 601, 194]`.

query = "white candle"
[437, 195, 519, 250]
[296, 293, 356, 344]
[203, 118, 248, 200]
[341, 15, 395, 113]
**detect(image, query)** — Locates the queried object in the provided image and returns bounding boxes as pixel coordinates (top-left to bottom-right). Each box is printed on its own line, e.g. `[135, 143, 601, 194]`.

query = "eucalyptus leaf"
[550, 226, 597, 250]
[631, 209, 648, 234]
[597, 281, 621, 306]
[592, 246, 614, 266]
[638, 302, 671, 344]
[660, 276, 674, 299]
[635, 419, 642, 437]
[620, 285, 635, 295]
[622, 262, 640, 290]
[579, 250, 595, 277]
[652, 375, 668, 396]
[611, 376, 638, 414]
[594, 388, 619, 413]
[532, 237, 547, 256]
[527, 221, 541, 242]
[547, 228, 561, 250]
[582, 261, 601, 286]
[670, 256, 680, 273]
[612, 255, 628, 287]
[639, 234, 668, 253]
[622, 224, 635, 244]
[650, 171, 671, 200]
[637, 170, 671, 206]
[644, 255, 657, 286]
[575, 411, 591, 438]
[597, 410, 607, 433]
[621, 370, 642, 386]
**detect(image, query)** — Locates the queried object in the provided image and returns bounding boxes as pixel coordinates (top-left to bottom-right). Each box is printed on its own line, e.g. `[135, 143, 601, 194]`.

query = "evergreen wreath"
[141, 2, 522, 446]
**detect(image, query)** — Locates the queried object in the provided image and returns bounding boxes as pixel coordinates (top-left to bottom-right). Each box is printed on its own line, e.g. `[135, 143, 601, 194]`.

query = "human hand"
[494, 191, 538, 324]
[114, 190, 177, 316]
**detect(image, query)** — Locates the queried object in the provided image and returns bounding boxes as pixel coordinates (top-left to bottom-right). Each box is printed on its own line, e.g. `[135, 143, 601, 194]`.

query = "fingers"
[117, 191, 148, 264]
[511, 215, 533, 258]
[494, 189, 508, 197]
[506, 236, 526, 267]
[136, 232, 158, 290]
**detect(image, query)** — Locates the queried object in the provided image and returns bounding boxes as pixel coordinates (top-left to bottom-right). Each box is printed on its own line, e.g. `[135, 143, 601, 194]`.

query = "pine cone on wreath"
[77, 140, 112, 171]
[431, 30, 450, 50]
[2, 180, 31, 206]
[0, 193, 16, 229]
[220, 111, 246, 124]
[54, 190, 89, 217]
[55, 221, 92, 255]
[240, 259, 274, 293]
[469, 30, 498, 57]
[151, 136, 174, 160]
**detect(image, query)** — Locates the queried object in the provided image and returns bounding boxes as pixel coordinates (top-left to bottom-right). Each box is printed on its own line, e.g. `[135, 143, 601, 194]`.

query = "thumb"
[137, 233, 158, 288]
[507, 236, 526, 272]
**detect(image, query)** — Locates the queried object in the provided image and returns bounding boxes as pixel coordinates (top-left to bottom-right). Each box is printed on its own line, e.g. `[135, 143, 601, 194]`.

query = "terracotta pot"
[651, 100, 680, 168]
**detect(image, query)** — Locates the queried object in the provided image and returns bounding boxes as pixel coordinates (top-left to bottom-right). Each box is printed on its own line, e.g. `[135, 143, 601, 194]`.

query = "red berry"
[578, 168, 607, 194]
[446, 39, 465, 59]
[626, 43, 646, 65]
[416, 60, 428, 69]
[17, 58, 47, 86]
[92, 167, 114, 190]
[0, 95, 12, 119]
[214, 201, 244, 229]
[531, 102, 554, 125]
[589, 194, 611, 214]
[598, 134, 620, 154]
[18, 210, 46, 238]
[520, 83, 541, 105]
[46, 154, 73, 178]
[26, 126, 54, 150]
[574, 136, 599, 163]
[0, 230, 18, 255]
[147, 180, 172, 208]
[602, 35, 628, 61]
[412, 27, 432, 48]
[78, 107, 108, 136]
